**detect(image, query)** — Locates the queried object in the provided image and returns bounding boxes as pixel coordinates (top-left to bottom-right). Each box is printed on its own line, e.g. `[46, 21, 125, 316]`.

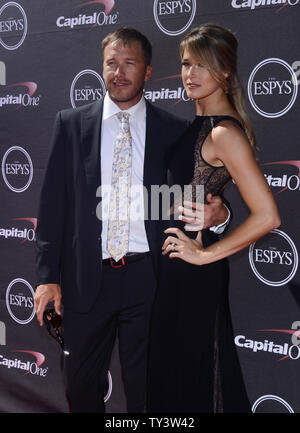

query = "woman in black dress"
[147, 24, 280, 413]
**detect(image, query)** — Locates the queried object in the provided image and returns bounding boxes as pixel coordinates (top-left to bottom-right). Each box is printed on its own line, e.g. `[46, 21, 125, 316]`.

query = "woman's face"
[181, 48, 222, 101]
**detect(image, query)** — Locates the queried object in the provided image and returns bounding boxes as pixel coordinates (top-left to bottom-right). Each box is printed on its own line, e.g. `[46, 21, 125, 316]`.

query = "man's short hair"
[102, 27, 152, 66]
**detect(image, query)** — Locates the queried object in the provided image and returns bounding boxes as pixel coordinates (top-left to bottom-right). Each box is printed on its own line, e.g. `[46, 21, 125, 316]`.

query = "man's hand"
[34, 284, 62, 326]
[178, 193, 229, 231]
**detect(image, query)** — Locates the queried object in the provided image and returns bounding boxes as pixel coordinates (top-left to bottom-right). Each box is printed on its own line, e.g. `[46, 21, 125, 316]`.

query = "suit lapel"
[81, 100, 103, 186]
[143, 101, 162, 191]
[143, 102, 166, 264]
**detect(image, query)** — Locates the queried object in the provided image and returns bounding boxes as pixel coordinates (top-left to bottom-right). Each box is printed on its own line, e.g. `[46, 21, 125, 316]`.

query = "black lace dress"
[147, 115, 251, 413]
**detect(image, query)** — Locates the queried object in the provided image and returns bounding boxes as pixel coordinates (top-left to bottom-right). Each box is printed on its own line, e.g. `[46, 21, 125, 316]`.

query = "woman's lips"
[186, 82, 200, 88]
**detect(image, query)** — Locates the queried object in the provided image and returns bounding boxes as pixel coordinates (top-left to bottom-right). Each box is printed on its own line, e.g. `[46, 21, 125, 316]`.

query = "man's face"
[103, 40, 152, 110]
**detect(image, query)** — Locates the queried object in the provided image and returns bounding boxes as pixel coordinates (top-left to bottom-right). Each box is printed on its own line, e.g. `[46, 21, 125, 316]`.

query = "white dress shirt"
[100, 93, 149, 259]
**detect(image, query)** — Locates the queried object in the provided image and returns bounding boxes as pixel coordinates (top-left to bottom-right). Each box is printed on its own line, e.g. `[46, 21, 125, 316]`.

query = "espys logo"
[0, 217, 37, 243]
[249, 229, 298, 287]
[248, 58, 298, 118]
[1, 146, 33, 192]
[262, 160, 300, 194]
[153, 0, 196, 36]
[0, 350, 48, 377]
[56, 0, 118, 31]
[0, 2, 27, 50]
[6, 278, 35, 325]
[231, 0, 299, 11]
[70, 69, 106, 108]
[252, 395, 294, 413]
[104, 371, 112, 402]
[144, 74, 190, 105]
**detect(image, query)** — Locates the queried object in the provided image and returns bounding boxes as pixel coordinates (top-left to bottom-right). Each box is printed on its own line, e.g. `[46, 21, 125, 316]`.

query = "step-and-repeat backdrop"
[0, 0, 299, 413]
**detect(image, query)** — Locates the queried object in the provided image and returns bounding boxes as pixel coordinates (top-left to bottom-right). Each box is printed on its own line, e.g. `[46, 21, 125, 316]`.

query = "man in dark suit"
[34, 28, 228, 413]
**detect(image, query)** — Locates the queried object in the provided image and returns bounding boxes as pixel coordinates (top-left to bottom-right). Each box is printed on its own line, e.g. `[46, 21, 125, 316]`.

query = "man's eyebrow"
[105, 56, 138, 62]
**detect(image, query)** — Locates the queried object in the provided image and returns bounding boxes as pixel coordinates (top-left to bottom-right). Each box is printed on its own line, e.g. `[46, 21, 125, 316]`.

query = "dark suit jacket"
[35, 99, 188, 312]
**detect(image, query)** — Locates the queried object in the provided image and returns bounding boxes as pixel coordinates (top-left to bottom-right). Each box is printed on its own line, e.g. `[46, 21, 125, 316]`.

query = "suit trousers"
[62, 253, 157, 413]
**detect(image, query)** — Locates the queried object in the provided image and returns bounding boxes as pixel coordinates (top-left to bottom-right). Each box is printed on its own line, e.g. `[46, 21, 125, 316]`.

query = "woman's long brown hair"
[180, 23, 256, 149]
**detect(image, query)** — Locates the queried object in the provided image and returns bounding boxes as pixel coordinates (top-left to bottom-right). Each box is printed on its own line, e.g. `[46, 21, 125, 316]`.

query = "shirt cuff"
[209, 204, 230, 234]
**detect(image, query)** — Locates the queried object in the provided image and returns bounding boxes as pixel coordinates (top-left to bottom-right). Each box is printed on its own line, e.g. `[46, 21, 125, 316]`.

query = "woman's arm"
[163, 121, 281, 265]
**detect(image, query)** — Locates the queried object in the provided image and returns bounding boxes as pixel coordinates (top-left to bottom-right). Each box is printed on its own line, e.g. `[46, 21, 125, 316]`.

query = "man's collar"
[102, 92, 146, 120]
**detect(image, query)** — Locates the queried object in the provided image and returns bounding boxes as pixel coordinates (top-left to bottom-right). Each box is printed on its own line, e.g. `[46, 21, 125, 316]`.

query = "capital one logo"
[0, 350, 48, 377]
[236, 325, 300, 362]
[0, 2, 28, 50]
[248, 58, 298, 118]
[0, 217, 37, 243]
[6, 278, 35, 325]
[0, 60, 41, 110]
[70, 69, 106, 108]
[0, 80, 41, 109]
[153, 0, 196, 36]
[144, 74, 191, 105]
[249, 229, 298, 286]
[1, 146, 33, 192]
[231, 0, 299, 11]
[56, 0, 118, 30]
[262, 160, 300, 194]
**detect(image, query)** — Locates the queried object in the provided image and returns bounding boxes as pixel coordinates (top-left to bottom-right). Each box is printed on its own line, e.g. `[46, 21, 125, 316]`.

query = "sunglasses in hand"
[43, 308, 65, 351]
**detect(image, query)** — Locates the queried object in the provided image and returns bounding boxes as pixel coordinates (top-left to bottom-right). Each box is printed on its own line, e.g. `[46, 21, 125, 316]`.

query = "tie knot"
[117, 112, 130, 124]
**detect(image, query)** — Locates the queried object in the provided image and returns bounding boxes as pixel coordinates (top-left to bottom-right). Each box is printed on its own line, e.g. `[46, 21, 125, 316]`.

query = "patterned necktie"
[107, 112, 132, 262]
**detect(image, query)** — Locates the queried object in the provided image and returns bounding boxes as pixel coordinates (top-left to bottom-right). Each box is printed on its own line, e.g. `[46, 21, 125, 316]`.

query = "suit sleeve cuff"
[209, 204, 230, 235]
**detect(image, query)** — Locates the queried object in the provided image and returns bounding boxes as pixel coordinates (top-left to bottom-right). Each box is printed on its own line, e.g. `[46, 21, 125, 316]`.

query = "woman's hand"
[162, 227, 209, 266]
